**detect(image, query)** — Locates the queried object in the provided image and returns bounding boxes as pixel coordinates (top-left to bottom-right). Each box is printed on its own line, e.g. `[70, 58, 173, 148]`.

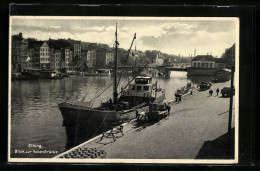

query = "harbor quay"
[55, 80, 235, 159]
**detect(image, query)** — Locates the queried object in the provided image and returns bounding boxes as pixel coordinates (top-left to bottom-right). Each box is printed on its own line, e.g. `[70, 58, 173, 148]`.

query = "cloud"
[162, 23, 195, 33]
[50, 25, 61, 29]
[11, 18, 237, 57]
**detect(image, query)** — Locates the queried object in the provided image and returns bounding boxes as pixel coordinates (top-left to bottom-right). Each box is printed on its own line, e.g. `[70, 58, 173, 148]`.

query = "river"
[10, 71, 189, 158]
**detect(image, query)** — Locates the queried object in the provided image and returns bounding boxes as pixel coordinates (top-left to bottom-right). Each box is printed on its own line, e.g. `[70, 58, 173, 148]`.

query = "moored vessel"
[58, 24, 166, 148]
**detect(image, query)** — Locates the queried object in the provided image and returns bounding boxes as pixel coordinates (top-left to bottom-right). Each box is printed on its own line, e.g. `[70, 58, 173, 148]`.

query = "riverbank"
[55, 80, 236, 159]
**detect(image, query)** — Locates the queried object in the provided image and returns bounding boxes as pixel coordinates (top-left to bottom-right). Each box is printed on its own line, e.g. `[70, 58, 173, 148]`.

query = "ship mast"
[113, 23, 119, 103]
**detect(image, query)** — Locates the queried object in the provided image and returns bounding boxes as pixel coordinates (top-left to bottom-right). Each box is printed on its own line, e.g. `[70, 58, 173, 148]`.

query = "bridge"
[117, 65, 188, 76]
[163, 67, 187, 75]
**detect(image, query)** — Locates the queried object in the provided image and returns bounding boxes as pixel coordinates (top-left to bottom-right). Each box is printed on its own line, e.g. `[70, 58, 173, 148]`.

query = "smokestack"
[19, 33, 22, 38]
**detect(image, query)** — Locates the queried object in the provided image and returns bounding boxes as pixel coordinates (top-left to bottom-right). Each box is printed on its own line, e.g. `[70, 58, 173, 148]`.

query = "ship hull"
[59, 93, 165, 149]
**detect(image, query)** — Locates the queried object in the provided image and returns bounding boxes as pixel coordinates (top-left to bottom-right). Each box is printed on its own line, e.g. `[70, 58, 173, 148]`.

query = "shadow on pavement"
[195, 128, 235, 159]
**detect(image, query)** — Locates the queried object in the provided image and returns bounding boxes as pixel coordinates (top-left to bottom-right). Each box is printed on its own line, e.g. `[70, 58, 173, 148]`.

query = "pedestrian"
[216, 88, 219, 96]
[190, 90, 193, 95]
[210, 90, 213, 96]
[166, 104, 171, 114]
[179, 95, 182, 101]
[209, 89, 213, 96]
[175, 93, 178, 102]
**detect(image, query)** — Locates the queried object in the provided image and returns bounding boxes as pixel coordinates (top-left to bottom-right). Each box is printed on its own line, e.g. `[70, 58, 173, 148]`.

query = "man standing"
[216, 88, 220, 96]
[209, 89, 213, 96]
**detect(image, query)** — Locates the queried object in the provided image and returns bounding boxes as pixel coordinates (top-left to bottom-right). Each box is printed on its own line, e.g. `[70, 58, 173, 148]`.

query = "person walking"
[175, 93, 178, 103]
[216, 88, 220, 96]
[209, 89, 213, 96]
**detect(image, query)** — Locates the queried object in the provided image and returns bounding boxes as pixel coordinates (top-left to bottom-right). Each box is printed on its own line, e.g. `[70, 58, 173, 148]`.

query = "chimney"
[19, 33, 22, 38]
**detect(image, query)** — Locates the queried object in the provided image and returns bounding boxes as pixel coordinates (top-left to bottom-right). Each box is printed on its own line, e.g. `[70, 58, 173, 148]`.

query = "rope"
[117, 33, 136, 89]
[90, 82, 113, 107]
[89, 111, 110, 139]
[81, 81, 92, 101]
[90, 80, 102, 107]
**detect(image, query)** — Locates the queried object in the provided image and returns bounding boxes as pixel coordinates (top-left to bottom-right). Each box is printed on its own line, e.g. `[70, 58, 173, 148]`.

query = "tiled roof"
[192, 55, 215, 62]
[192, 55, 227, 63]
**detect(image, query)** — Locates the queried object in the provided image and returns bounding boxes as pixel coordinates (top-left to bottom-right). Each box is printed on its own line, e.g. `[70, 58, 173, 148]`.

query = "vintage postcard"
[8, 16, 239, 164]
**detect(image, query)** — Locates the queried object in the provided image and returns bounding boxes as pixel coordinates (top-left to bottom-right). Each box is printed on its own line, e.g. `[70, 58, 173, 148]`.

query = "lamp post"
[227, 46, 235, 158]
[228, 65, 235, 134]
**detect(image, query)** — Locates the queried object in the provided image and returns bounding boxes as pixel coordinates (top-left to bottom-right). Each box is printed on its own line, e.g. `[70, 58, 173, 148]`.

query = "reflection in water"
[11, 72, 192, 158]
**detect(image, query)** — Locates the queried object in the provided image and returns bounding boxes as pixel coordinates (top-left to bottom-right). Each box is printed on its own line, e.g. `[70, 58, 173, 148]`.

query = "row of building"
[11, 33, 115, 73]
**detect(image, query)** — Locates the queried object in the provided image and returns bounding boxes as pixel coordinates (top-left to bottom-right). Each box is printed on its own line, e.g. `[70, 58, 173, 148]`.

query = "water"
[10, 71, 189, 158]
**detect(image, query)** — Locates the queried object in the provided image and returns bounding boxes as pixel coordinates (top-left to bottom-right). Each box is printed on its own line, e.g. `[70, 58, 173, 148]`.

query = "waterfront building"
[214, 58, 227, 69]
[11, 33, 29, 72]
[191, 55, 227, 69]
[79, 49, 88, 71]
[96, 49, 113, 68]
[156, 53, 164, 66]
[226, 43, 235, 67]
[86, 50, 96, 67]
[50, 48, 61, 72]
[64, 47, 71, 69]
[73, 40, 82, 59]
[27, 39, 43, 69]
[105, 51, 114, 66]
[33, 46, 41, 69]
[27, 48, 34, 68]
[191, 55, 215, 68]
[40, 42, 50, 69]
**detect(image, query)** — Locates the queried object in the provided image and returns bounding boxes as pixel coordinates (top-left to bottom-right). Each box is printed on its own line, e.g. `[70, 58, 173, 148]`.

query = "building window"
[137, 86, 142, 91]
[143, 86, 149, 91]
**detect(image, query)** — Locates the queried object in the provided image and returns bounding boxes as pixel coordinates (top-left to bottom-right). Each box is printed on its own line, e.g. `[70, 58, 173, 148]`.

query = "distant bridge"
[117, 66, 188, 75]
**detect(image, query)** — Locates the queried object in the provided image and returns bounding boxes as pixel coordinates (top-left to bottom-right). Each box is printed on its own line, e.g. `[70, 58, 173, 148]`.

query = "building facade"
[34, 46, 41, 69]
[28, 48, 34, 68]
[40, 42, 50, 69]
[226, 43, 235, 67]
[11, 33, 29, 72]
[86, 50, 96, 67]
[155, 53, 164, 66]
[64, 47, 72, 69]
[105, 51, 114, 65]
[73, 41, 81, 59]
[191, 55, 215, 68]
[96, 49, 106, 68]
[50, 48, 61, 72]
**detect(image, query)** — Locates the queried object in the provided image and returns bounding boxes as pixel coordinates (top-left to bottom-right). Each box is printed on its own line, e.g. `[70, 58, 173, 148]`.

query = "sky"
[10, 17, 238, 57]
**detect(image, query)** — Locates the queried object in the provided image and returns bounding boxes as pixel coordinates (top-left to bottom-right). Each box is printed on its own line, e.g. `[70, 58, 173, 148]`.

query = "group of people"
[209, 88, 220, 96]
